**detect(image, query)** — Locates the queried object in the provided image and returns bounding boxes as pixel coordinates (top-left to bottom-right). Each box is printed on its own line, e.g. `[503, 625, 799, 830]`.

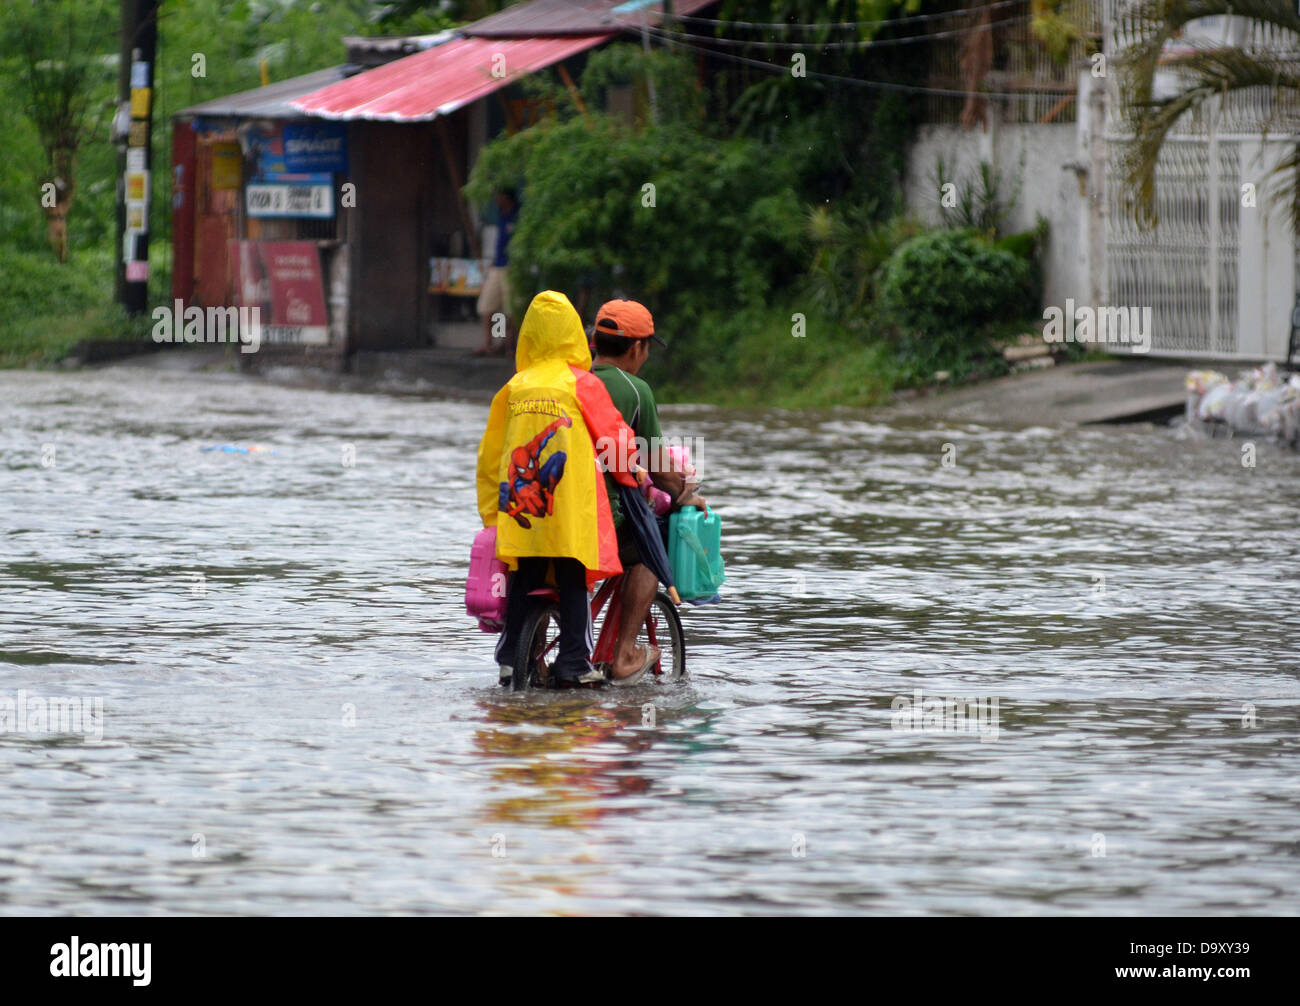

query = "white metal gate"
[1102, 2, 1299, 360]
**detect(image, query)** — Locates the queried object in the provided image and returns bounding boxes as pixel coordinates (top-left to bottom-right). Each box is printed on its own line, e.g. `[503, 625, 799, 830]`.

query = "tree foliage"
[466, 45, 805, 365]
[711, 1, 925, 208]
[0, 0, 118, 261]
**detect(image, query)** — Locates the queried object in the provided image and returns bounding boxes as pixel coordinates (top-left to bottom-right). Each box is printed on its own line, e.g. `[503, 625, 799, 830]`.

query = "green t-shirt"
[592, 363, 662, 527]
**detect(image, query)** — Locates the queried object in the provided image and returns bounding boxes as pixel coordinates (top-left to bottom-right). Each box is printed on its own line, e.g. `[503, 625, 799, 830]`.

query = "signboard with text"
[230, 241, 330, 346]
[245, 174, 333, 218]
[282, 122, 348, 174]
[211, 142, 242, 190]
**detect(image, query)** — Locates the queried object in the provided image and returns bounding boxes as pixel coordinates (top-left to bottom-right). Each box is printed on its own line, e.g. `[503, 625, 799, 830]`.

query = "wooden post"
[556, 64, 589, 120]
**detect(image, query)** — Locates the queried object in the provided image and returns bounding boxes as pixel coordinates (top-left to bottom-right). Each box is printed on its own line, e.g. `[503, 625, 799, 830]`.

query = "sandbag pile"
[1185, 363, 1300, 442]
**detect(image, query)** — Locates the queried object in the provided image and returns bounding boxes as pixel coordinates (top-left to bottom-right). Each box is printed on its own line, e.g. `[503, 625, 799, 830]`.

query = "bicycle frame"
[526, 574, 664, 669]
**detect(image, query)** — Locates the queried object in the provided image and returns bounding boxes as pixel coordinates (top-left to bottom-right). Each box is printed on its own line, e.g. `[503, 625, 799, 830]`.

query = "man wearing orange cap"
[590, 299, 698, 684]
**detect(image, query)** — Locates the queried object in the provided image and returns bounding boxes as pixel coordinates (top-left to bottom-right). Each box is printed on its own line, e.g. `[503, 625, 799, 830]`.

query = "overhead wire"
[635, 12, 1035, 50]
[655, 0, 1027, 32]
[634, 21, 1045, 99]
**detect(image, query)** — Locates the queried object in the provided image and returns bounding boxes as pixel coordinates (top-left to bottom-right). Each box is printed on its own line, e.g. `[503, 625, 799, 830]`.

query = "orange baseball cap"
[594, 299, 666, 347]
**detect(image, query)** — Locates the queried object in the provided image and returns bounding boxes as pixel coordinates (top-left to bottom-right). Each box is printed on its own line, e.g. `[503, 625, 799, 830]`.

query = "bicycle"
[511, 572, 685, 690]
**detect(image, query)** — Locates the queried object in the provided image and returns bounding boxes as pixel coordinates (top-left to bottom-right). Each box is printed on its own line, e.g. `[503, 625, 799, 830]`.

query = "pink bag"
[465, 526, 508, 632]
[644, 484, 673, 515]
[642, 444, 696, 515]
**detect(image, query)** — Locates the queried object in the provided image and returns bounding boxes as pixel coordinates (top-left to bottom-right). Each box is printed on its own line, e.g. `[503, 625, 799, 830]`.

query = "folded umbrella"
[617, 481, 681, 605]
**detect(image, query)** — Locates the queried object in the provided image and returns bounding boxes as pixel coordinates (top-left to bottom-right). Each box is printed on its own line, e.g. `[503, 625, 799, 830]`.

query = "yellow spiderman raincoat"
[476, 291, 640, 589]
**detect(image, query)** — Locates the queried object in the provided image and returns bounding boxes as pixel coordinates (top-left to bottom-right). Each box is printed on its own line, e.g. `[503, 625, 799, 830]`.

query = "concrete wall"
[903, 121, 1086, 319]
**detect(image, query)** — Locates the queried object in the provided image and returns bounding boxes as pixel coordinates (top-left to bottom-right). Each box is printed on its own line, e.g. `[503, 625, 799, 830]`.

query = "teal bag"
[668, 506, 726, 600]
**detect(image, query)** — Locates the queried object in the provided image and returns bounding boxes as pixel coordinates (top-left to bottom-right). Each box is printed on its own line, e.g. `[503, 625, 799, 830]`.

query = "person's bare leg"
[612, 564, 658, 679]
[475, 313, 493, 354]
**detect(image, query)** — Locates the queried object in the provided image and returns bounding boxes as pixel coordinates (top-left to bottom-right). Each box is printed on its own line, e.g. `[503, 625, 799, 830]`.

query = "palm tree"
[1116, 0, 1300, 231]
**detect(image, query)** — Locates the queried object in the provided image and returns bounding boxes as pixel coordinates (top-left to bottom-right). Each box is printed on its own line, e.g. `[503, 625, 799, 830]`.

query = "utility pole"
[114, 0, 160, 314]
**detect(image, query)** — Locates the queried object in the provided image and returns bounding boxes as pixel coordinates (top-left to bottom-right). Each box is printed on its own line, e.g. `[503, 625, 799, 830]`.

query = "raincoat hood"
[516, 290, 592, 372]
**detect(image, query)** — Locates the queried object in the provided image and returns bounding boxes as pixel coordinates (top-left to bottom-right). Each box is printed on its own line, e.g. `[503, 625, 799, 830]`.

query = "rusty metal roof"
[290, 34, 612, 122]
[463, 0, 718, 38]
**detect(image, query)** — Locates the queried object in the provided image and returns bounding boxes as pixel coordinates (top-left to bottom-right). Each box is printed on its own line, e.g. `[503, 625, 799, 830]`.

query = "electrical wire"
[635, 12, 1035, 50]
[637, 21, 1058, 99]
[650, 0, 1027, 32]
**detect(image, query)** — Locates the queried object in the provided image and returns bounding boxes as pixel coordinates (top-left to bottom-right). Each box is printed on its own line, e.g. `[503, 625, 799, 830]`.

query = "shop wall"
[348, 121, 434, 350]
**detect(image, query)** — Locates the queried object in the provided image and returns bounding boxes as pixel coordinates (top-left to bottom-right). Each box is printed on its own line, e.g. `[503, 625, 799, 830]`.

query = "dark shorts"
[616, 519, 642, 569]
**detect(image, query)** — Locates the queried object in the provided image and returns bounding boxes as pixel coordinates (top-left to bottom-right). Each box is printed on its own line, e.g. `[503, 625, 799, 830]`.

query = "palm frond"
[1117, 0, 1300, 229]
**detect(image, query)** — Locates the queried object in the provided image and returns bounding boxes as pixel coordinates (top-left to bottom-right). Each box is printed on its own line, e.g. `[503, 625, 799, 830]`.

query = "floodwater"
[1, 363, 1298, 916]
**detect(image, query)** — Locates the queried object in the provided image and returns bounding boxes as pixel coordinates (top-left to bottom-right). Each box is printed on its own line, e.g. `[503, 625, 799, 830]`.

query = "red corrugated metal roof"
[464, 0, 719, 38]
[290, 34, 611, 122]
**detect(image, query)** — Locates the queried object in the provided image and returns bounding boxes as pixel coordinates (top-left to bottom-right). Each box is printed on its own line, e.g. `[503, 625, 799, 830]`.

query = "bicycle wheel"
[643, 591, 686, 679]
[513, 600, 561, 691]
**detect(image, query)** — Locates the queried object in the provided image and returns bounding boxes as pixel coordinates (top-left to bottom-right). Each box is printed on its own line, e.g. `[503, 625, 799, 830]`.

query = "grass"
[651, 301, 903, 409]
[647, 299, 1045, 410]
[0, 245, 153, 368]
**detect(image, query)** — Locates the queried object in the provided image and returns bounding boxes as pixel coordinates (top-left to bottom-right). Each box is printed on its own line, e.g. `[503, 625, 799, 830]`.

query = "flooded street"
[2, 364, 1298, 915]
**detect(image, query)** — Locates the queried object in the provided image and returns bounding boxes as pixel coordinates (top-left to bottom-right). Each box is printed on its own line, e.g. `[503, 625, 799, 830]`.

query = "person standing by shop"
[474, 188, 519, 357]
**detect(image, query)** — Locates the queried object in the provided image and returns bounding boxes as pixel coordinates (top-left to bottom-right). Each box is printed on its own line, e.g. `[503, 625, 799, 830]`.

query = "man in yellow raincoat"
[476, 291, 641, 685]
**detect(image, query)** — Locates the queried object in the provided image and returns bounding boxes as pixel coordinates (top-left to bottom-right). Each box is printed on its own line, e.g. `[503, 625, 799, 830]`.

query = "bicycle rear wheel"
[513, 601, 560, 691]
[643, 591, 686, 679]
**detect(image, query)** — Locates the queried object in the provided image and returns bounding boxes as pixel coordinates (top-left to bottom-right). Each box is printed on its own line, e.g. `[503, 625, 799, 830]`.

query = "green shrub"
[877, 229, 1036, 378]
[466, 113, 805, 375]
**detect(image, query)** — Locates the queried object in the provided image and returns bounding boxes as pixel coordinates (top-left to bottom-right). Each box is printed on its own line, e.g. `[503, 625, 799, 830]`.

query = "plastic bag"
[465, 526, 508, 632]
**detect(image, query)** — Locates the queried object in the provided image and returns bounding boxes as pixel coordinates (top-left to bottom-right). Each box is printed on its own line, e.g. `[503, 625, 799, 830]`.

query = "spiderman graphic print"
[498, 413, 572, 528]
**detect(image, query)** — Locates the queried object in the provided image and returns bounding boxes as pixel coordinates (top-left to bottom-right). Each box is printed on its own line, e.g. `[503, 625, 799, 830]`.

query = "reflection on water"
[1, 366, 1298, 915]
[473, 698, 650, 828]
